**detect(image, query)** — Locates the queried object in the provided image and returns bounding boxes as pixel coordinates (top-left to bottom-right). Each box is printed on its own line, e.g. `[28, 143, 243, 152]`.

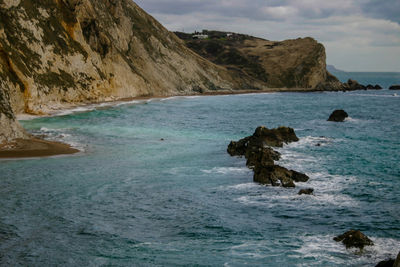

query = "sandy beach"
[3, 88, 326, 159]
[0, 138, 79, 159]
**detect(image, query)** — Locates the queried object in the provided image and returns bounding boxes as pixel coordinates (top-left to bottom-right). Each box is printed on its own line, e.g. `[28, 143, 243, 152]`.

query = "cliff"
[176, 31, 342, 89]
[0, 0, 253, 143]
[0, 1, 342, 144]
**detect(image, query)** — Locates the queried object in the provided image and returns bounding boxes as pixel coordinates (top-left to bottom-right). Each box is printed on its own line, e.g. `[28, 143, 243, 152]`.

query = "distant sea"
[0, 74, 399, 266]
[329, 70, 400, 89]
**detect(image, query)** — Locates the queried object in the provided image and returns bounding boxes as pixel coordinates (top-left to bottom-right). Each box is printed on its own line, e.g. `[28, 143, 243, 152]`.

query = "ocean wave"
[160, 96, 182, 102]
[231, 170, 358, 208]
[287, 136, 335, 148]
[34, 127, 85, 152]
[294, 234, 400, 266]
[225, 183, 260, 190]
[236, 190, 357, 208]
[347, 93, 399, 98]
[202, 167, 251, 175]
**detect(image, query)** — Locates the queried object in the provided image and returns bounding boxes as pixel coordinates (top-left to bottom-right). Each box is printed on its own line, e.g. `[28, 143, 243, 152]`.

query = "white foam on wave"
[294, 234, 400, 266]
[233, 171, 358, 208]
[288, 136, 335, 148]
[202, 167, 251, 175]
[277, 150, 319, 173]
[225, 183, 260, 190]
[229, 241, 270, 259]
[18, 98, 149, 120]
[113, 100, 141, 107]
[348, 93, 399, 98]
[35, 127, 86, 152]
[160, 96, 182, 102]
[345, 116, 360, 122]
[308, 172, 357, 192]
[53, 106, 97, 116]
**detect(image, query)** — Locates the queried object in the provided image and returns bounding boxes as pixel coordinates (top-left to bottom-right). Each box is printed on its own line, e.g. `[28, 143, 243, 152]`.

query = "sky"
[134, 0, 400, 72]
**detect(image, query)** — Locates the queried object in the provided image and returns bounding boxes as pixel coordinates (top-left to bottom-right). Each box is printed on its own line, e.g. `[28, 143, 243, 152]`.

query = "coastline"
[16, 88, 328, 120]
[4, 87, 384, 159]
[2, 89, 295, 159]
[0, 138, 79, 159]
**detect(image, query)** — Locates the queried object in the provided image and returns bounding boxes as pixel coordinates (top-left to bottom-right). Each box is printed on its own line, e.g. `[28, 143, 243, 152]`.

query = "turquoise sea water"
[330, 71, 400, 89]
[1, 89, 399, 266]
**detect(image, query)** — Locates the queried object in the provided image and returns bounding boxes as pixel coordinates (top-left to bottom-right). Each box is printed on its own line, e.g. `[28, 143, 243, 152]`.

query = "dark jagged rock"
[298, 188, 314, 195]
[366, 84, 383, 90]
[395, 251, 400, 267]
[328, 110, 349, 122]
[333, 230, 374, 249]
[227, 126, 298, 157]
[253, 165, 309, 187]
[246, 147, 281, 169]
[227, 137, 251, 156]
[376, 259, 395, 267]
[389, 85, 400, 90]
[253, 126, 299, 147]
[347, 79, 366, 90]
[292, 171, 310, 182]
[228, 126, 310, 188]
[253, 165, 295, 187]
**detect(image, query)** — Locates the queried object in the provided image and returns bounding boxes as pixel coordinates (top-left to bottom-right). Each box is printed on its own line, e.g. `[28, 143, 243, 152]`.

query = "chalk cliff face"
[0, 0, 246, 143]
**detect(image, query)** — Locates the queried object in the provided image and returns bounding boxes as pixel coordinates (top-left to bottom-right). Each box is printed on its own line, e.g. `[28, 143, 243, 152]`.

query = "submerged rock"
[333, 230, 374, 249]
[328, 110, 349, 122]
[389, 85, 400, 90]
[298, 188, 314, 195]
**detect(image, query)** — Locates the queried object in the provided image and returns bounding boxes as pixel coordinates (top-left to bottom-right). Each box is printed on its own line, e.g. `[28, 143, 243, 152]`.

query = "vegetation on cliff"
[175, 30, 341, 89]
[0, 1, 344, 144]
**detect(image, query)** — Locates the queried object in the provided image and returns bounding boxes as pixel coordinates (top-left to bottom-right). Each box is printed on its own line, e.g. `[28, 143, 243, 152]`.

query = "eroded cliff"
[0, 1, 343, 144]
[176, 31, 342, 89]
[0, 0, 247, 143]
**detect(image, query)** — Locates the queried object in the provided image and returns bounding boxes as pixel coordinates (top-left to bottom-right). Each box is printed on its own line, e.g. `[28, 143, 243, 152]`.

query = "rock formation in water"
[298, 188, 314, 195]
[228, 126, 309, 188]
[389, 85, 400, 90]
[366, 84, 382, 90]
[333, 230, 374, 250]
[376, 259, 395, 267]
[328, 110, 349, 122]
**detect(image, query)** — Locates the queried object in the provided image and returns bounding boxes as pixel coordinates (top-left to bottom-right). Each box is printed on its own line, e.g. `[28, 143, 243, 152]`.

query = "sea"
[0, 72, 399, 266]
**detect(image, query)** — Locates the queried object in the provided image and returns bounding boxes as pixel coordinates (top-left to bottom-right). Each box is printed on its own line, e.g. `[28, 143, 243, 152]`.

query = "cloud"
[361, 0, 400, 23]
[134, 0, 400, 71]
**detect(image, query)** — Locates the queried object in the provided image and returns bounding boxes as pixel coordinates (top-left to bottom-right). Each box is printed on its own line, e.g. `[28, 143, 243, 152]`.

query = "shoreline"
[15, 88, 333, 120]
[16, 87, 388, 120]
[4, 87, 386, 159]
[0, 138, 80, 159]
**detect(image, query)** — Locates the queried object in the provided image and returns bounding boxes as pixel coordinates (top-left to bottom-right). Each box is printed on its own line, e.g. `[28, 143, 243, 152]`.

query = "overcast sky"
[134, 0, 400, 72]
